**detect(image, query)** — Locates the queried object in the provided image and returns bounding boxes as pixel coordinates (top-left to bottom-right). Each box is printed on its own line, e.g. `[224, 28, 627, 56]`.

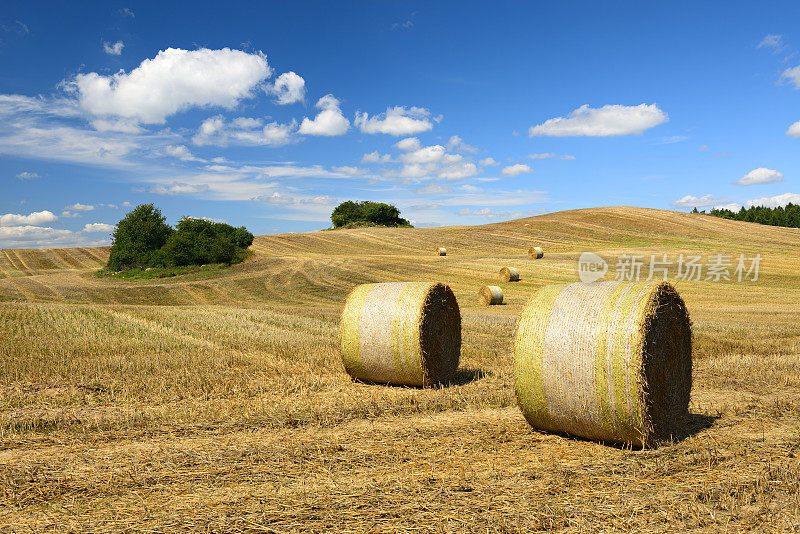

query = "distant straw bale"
[478, 285, 503, 306]
[514, 281, 692, 447]
[529, 247, 544, 259]
[437, 247, 447, 256]
[499, 267, 520, 282]
[340, 282, 461, 386]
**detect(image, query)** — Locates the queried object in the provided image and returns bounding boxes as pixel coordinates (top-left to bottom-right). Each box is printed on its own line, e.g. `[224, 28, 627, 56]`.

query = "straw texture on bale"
[437, 247, 447, 256]
[340, 282, 461, 386]
[529, 247, 544, 259]
[478, 285, 503, 306]
[499, 267, 520, 282]
[514, 281, 692, 447]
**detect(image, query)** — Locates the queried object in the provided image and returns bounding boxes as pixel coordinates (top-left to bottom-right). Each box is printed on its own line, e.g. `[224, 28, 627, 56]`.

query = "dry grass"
[1, 207, 800, 532]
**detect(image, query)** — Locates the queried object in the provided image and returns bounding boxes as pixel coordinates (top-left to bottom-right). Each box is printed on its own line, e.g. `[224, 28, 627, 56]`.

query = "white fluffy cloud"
[66, 203, 94, 211]
[478, 157, 498, 166]
[268, 71, 305, 105]
[394, 137, 421, 151]
[446, 135, 478, 153]
[355, 106, 434, 136]
[672, 194, 729, 208]
[780, 66, 800, 89]
[331, 166, 366, 176]
[361, 151, 392, 163]
[16, 171, 39, 179]
[400, 145, 446, 164]
[83, 222, 115, 232]
[736, 167, 783, 186]
[0, 210, 58, 226]
[165, 144, 200, 161]
[70, 48, 272, 124]
[103, 40, 124, 56]
[438, 162, 478, 181]
[502, 164, 532, 177]
[416, 184, 454, 195]
[0, 226, 74, 248]
[787, 121, 800, 138]
[193, 115, 295, 146]
[298, 94, 350, 136]
[714, 203, 742, 211]
[745, 192, 800, 208]
[530, 104, 668, 137]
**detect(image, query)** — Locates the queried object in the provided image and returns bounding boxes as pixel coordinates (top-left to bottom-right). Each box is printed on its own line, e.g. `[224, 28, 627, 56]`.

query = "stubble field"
[1, 207, 799, 532]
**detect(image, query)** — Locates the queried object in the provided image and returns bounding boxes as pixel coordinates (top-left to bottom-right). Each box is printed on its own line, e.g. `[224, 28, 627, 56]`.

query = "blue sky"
[1, 1, 799, 247]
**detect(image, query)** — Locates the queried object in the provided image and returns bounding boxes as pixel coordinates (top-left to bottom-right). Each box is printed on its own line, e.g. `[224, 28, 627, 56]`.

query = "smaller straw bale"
[528, 246, 544, 259]
[437, 247, 447, 256]
[478, 285, 503, 306]
[499, 267, 520, 282]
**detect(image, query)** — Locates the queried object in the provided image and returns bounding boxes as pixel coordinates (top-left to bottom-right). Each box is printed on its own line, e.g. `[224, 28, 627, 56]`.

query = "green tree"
[158, 217, 238, 267]
[107, 204, 173, 270]
[330, 200, 411, 228]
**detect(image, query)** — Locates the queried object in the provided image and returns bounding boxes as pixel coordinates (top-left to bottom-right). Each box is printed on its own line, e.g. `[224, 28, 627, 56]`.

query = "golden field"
[1, 206, 799, 532]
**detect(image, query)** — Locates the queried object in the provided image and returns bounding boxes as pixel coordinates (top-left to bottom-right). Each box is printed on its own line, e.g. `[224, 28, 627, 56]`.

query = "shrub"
[107, 204, 174, 271]
[330, 200, 412, 228]
[157, 217, 238, 267]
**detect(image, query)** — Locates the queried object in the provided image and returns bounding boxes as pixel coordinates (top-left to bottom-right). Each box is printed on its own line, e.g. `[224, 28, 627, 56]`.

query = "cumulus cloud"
[193, 115, 295, 146]
[501, 164, 532, 177]
[394, 137, 421, 151]
[354, 106, 434, 136]
[298, 94, 350, 136]
[446, 135, 478, 153]
[65, 203, 95, 211]
[16, 171, 39, 179]
[780, 66, 800, 89]
[0, 226, 74, 248]
[438, 162, 478, 181]
[0, 210, 58, 226]
[83, 222, 115, 232]
[672, 194, 729, 208]
[69, 47, 272, 124]
[478, 157, 499, 166]
[714, 203, 742, 211]
[361, 151, 392, 163]
[103, 40, 124, 56]
[736, 167, 784, 186]
[745, 192, 800, 208]
[165, 144, 201, 161]
[267, 71, 305, 105]
[529, 103, 668, 137]
[787, 121, 800, 138]
[400, 145, 446, 164]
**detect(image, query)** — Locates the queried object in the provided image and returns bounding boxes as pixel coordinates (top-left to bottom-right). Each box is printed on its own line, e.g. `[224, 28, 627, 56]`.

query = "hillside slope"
[0, 207, 798, 309]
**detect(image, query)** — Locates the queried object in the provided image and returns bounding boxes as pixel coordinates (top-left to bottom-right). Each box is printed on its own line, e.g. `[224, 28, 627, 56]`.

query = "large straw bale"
[340, 282, 461, 386]
[529, 247, 544, 259]
[437, 247, 447, 256]
[514, 281, 692, 447]
[499, 267, 520, 282]
[478, 285, 503, 306]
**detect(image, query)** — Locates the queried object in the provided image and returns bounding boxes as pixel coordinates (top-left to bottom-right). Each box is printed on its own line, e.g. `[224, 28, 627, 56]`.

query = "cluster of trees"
[330, 201, 412, 228]
[702, 203, 800, 228]
[107, 204, 254, 271]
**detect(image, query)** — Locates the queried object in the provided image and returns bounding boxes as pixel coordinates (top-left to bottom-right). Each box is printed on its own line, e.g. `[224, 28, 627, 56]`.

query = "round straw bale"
[437, 247, 447, 256]
[514, 281, 691, 447]
[528, 246, 544, 259]
[340, 282, 461, 386]
[478, 285, 503, 306]
[499, 267, 520, 282]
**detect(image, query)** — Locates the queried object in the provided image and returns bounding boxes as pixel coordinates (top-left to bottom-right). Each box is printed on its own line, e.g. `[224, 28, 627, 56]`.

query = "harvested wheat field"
[1, 207, 800, 532]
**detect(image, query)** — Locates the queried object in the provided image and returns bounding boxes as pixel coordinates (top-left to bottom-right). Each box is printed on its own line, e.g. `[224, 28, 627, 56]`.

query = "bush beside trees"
[331, 201, 412, 228]
[107, 204, 254, 271]
[706, 203, 800, 229]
